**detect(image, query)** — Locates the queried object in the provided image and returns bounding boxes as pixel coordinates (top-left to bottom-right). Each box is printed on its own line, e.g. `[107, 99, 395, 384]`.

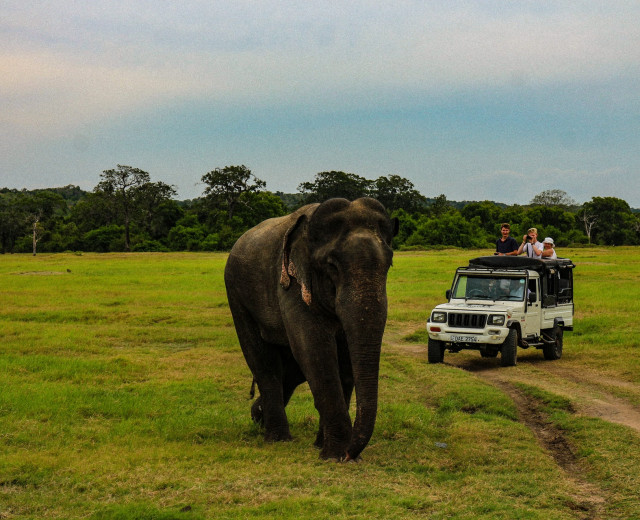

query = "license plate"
[451, 335, 479, 343]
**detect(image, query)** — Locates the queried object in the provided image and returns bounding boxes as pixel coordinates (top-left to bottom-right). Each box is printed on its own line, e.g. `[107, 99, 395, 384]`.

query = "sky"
[2, 1, 640, 206]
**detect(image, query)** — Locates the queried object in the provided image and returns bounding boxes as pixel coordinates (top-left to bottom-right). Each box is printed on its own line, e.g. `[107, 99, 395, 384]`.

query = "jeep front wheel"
[543, 326, 563, 360]
[428, 338, 445, 363]
[500, 329, 518, 367]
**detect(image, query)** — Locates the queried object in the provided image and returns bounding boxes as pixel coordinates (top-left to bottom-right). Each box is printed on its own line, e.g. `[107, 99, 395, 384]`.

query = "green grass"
[1, 248, 639, 519]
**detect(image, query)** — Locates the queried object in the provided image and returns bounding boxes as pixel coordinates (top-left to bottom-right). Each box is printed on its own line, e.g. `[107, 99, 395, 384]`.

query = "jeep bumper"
[427, 326, 509, 345]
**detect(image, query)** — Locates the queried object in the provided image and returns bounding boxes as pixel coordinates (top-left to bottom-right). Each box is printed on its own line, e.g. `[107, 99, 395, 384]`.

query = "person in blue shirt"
[495, 223, 519, 256]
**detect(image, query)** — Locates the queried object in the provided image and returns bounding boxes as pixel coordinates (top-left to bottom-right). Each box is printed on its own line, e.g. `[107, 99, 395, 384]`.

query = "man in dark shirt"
[495, 223, 519, 256]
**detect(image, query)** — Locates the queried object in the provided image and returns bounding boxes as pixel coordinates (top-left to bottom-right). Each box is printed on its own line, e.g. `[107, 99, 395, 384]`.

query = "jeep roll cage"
[465, 256, 575, 308]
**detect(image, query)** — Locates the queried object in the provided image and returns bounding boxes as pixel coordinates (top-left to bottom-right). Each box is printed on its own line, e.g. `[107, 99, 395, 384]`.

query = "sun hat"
[543, 237, 554, 245]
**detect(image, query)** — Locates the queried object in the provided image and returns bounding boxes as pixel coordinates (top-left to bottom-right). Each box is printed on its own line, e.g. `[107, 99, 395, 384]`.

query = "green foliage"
[83, 225, 126, 252]
[201, 165, 266, 220]
[371, 174, 427, 213]
[583, 196, 640, 245]
[461, 201, 504, 234]
[167, 224, 206, 251]
[530, 189, 576, 209]
[298, 170, 372, 203]
[406, 212, 492, 248]
[2, 171, 640, 253]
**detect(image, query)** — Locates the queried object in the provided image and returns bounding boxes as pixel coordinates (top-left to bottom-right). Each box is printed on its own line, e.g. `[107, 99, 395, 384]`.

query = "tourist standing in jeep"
[495, 223, 519, 256]
[517, 227, 543, 258]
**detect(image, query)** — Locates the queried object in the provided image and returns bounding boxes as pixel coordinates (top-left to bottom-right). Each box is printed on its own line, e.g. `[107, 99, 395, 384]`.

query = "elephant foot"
[342, 453, 362, 463]
[264, 429, 293, 442]
[319, 442, 349, 461]
[250, 397, 264, 426]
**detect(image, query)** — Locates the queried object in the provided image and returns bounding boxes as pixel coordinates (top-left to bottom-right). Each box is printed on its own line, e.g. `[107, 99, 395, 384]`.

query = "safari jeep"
[427, 256, 575, 366]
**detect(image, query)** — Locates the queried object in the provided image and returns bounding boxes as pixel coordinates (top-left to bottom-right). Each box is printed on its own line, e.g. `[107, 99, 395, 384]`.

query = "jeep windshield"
[452, 275, 527, 301]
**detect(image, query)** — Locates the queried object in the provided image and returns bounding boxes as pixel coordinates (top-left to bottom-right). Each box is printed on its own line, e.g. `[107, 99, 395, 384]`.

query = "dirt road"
[444, 351, 640, 434]
[391, 336, 640, 519]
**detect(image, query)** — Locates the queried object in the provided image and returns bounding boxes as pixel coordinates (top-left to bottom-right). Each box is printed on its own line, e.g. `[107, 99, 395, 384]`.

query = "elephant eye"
[325, 259, 339, 279]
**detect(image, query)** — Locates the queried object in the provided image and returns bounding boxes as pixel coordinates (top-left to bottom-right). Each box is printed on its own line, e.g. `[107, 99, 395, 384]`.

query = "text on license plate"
[451, 335, 479, 343]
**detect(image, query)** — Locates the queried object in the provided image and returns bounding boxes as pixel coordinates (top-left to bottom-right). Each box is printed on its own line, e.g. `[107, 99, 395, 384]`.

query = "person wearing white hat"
[542, 237, 557, 259]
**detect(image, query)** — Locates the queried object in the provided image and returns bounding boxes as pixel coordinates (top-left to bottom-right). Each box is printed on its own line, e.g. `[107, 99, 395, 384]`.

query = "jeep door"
[523, 277, 541, 337]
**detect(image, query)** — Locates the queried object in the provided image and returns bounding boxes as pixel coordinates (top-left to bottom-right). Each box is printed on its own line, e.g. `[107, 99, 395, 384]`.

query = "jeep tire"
[543, 325, 563, 360]
[428, 338, 445, 363]
[500, 328, 518, 367]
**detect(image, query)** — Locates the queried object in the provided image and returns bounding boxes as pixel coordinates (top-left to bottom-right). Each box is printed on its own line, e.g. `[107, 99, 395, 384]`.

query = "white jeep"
[427, 256, 575, 366]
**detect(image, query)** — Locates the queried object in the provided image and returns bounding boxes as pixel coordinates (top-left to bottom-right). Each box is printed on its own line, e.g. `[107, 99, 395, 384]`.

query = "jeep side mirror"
[528, 293, 536, 305]
[446, 289, 451, 300]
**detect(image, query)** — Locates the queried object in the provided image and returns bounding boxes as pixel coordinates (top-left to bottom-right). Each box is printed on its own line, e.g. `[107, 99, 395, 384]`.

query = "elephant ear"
[280, 213, 313, 306]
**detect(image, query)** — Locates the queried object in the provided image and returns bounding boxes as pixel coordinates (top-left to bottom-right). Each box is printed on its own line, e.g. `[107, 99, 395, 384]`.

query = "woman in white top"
[542, 237, 557, 259]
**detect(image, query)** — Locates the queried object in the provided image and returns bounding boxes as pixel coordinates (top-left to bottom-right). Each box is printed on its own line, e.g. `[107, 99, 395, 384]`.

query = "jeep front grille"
[448, 313, 487, 329]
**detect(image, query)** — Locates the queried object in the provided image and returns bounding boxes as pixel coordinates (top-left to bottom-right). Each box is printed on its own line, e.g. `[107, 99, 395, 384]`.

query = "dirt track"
[445, 352, 640, 434]
[392, 337, 640, 520]
[396, 337, 640, 434]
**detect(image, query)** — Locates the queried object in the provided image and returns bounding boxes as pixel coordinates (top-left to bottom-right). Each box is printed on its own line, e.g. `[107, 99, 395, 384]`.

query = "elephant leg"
[229, 302, 292, 442]
[251, 349, 305, 428]
[281, 351, 306, 407]
[286, 326, 352, 459]
[251, 396, 264, 425]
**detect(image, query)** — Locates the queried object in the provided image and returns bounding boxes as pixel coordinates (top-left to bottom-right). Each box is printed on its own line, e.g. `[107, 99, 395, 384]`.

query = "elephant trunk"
[339, 282, 388, 461]
[345, 343, 382, 460]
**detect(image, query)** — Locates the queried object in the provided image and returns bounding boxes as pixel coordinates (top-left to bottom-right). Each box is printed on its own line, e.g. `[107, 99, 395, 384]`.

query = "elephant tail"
[249, 377, 257, 399]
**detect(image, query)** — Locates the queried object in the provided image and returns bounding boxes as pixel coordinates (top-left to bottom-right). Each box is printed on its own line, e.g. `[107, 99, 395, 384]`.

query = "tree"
[406, 212, 491, 248]
[582, 196, 638, 245]
[0, 192, 26, 253]
[580, 209, 598, 244]
[135, 181, 181, 240]
[298, 171, 372, 203]
[461, 201, 504, 234]
[231, 191, 287, 229]
[530, 189, 576, 209]
[201, 165, 266, 220]
[97, 165, 151, 251]
[371, 175, 426, 213]
[429, 194, 451, 217]
[30, 215, 43, 255]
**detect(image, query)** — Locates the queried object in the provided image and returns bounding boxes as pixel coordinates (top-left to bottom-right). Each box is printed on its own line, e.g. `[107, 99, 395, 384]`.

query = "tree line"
[1, 165, 638, 254]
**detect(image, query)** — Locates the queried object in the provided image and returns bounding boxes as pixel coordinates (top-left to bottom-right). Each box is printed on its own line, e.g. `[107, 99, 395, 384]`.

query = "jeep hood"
[434, 302, 513, 313]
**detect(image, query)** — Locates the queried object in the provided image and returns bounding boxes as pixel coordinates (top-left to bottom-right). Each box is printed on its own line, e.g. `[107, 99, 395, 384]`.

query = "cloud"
[3, 1, 639, 135]
[2, 1, 640, 206]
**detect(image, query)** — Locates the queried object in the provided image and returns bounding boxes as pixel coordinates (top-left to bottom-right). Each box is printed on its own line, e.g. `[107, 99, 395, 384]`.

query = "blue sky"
[2, 1, 639, 206]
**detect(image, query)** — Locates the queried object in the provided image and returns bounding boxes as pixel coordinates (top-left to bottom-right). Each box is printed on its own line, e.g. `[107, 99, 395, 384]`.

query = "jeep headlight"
[488, 314, 506, 326]
[431, 311, 447, 323]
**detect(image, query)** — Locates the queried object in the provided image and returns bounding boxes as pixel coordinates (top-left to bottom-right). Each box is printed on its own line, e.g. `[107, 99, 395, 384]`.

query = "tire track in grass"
[447, 355, 640, 435]
[489, 379, 607, 520]
[389, 338, 616, 519]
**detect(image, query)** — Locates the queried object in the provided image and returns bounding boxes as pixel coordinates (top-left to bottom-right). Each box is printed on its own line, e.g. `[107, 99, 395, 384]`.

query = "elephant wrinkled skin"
[224, 197, 397, 460]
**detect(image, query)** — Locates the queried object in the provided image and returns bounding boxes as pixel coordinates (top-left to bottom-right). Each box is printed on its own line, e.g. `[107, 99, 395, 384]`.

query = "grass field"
[1, 248, 639, 519]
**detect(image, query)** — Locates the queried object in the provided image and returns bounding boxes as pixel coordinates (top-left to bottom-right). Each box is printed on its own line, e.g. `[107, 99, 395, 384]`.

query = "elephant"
[224, 197, 398, 461]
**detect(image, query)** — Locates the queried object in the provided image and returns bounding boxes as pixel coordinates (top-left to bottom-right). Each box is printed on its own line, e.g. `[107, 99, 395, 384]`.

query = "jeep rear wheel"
[543, 326, 563, 360]
[428, 338, 445, 363]
[500, 329, 518, 367]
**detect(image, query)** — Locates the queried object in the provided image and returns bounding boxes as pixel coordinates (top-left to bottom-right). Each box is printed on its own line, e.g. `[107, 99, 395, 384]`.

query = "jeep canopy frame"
[467, 256, 575, 308]
[468, 255, 575, 273]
